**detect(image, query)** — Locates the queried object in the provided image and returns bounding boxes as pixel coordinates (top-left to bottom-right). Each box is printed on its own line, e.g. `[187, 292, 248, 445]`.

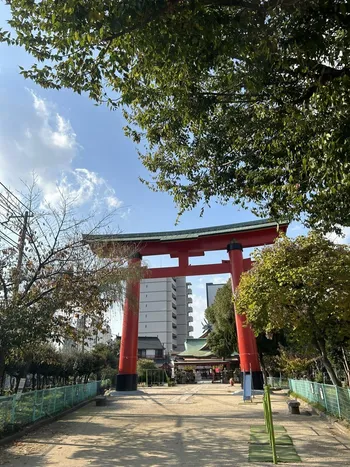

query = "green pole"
[265, 387, 277, 464]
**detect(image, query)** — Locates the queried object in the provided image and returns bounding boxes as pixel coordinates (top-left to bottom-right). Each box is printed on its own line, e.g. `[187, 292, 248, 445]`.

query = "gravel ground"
[0, 384, 349, 466]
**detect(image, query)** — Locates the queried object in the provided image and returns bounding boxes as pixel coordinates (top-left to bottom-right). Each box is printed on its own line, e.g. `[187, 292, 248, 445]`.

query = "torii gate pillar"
[227, 242, 263, 389]
[116, 253, 142, 391]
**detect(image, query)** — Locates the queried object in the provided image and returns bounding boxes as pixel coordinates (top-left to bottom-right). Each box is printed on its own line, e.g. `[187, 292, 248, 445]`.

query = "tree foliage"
[275, 347, 315, 380]
[2, 1, 350, 231]
[4, 343, 116, 392]
[205, 279, 284, 370]
[236, 233, 350, 386]
[92, 340, 120, 381]
[137, 358, 158, 381]
[0, 181, 140, 389]
[205, 280, 237, 359]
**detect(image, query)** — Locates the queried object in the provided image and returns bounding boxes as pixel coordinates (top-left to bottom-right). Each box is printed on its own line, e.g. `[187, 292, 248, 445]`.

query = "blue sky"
[1, 8, 348, 337]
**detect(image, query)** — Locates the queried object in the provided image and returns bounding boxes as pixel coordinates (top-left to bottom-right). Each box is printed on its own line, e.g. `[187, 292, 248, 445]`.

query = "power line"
[0, 192, 22, 216]
[0, 182, 32, 214]
[0, 231, 18, 249]
[1, 222, 21, 239]
[0, 197, 20, 218]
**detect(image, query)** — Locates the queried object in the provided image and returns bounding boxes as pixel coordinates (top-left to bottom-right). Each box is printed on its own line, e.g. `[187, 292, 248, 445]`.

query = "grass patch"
[249, 444, 301, 463]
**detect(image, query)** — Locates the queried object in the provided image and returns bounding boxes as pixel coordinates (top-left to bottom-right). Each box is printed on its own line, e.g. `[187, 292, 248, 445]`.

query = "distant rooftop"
[116, 336, 164, 350]
[177, 338, 238, 358]
[83, 219, 286, 244]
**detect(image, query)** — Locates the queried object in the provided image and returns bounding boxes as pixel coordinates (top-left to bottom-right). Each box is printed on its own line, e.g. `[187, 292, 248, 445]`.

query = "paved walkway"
[1, 384, 350, 466]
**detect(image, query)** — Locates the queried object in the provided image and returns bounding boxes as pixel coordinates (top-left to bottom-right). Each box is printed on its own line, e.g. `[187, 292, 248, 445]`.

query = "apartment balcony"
[187, 306, 193, 313]
[186, 282, 192, 286]
[188, 326, 194, 333]
[172, 283, 176, 291]
[187, 297, 193, 304]
[172, 312, 177, 320]
[187, 288, 193, 295]
[172, 333, 177, 340]
[188, 316, 193, 323]
[172, 323, 177, 329]
[172, 293, 176, 301]
[172, 303, 177, 310]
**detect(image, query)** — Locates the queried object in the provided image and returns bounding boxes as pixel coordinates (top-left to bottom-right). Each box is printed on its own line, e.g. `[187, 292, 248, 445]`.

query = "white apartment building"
[62, 320, 112, 352]
[138, 277, 193, 354]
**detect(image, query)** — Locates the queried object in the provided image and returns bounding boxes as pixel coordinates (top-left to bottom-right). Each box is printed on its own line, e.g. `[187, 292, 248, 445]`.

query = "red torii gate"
[84, 219, 288, 391]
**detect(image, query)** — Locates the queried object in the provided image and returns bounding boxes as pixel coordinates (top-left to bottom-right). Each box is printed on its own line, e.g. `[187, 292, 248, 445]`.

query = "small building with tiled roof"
[174, 338, 239, 372]
[116, 336, 167, 366]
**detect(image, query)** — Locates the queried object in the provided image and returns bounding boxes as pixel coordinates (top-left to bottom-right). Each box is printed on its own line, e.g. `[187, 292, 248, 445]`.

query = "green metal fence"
[289, 379, 350, 421]
[0, 381, 99, 437]
[267, 377, 289, 389]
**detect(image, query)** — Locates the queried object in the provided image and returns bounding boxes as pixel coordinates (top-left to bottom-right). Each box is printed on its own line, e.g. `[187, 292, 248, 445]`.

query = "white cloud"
[32, 91, 50, 119]
[328, 227, 350, 245]
[0, 89, 123, 211]
[195, 274, 229, 289]
[120, 207, 131, 219]
[106, 195, 123, 209]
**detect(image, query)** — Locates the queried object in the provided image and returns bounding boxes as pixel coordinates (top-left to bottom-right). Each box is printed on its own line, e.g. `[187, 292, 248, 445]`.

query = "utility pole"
[14, 210, 29, 294]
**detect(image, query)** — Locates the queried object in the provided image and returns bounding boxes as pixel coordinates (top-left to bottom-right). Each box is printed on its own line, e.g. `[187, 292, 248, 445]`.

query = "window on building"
[138, 349, 147, 358]
[155, 349, 163, 358]
[145, 324, 147, 328]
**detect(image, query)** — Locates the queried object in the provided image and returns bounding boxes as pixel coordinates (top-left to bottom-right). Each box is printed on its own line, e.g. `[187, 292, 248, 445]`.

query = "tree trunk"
[341, 347, 350, 387]
[10, 377, 15, 392]
[15, 376, 21, 393]
[317, 338, 342, 386]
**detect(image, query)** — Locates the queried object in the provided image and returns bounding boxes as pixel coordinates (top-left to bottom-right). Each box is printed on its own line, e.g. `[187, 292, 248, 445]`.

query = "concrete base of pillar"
[116, 374, 138, 391]
[251, 371, 264, 390]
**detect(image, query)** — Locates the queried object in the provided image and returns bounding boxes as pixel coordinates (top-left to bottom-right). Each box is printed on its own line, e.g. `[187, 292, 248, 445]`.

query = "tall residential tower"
[138, 277, 193, 354]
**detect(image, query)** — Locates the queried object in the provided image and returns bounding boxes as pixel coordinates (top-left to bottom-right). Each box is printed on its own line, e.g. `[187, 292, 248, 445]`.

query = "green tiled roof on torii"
[83, 218, 286, 243]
